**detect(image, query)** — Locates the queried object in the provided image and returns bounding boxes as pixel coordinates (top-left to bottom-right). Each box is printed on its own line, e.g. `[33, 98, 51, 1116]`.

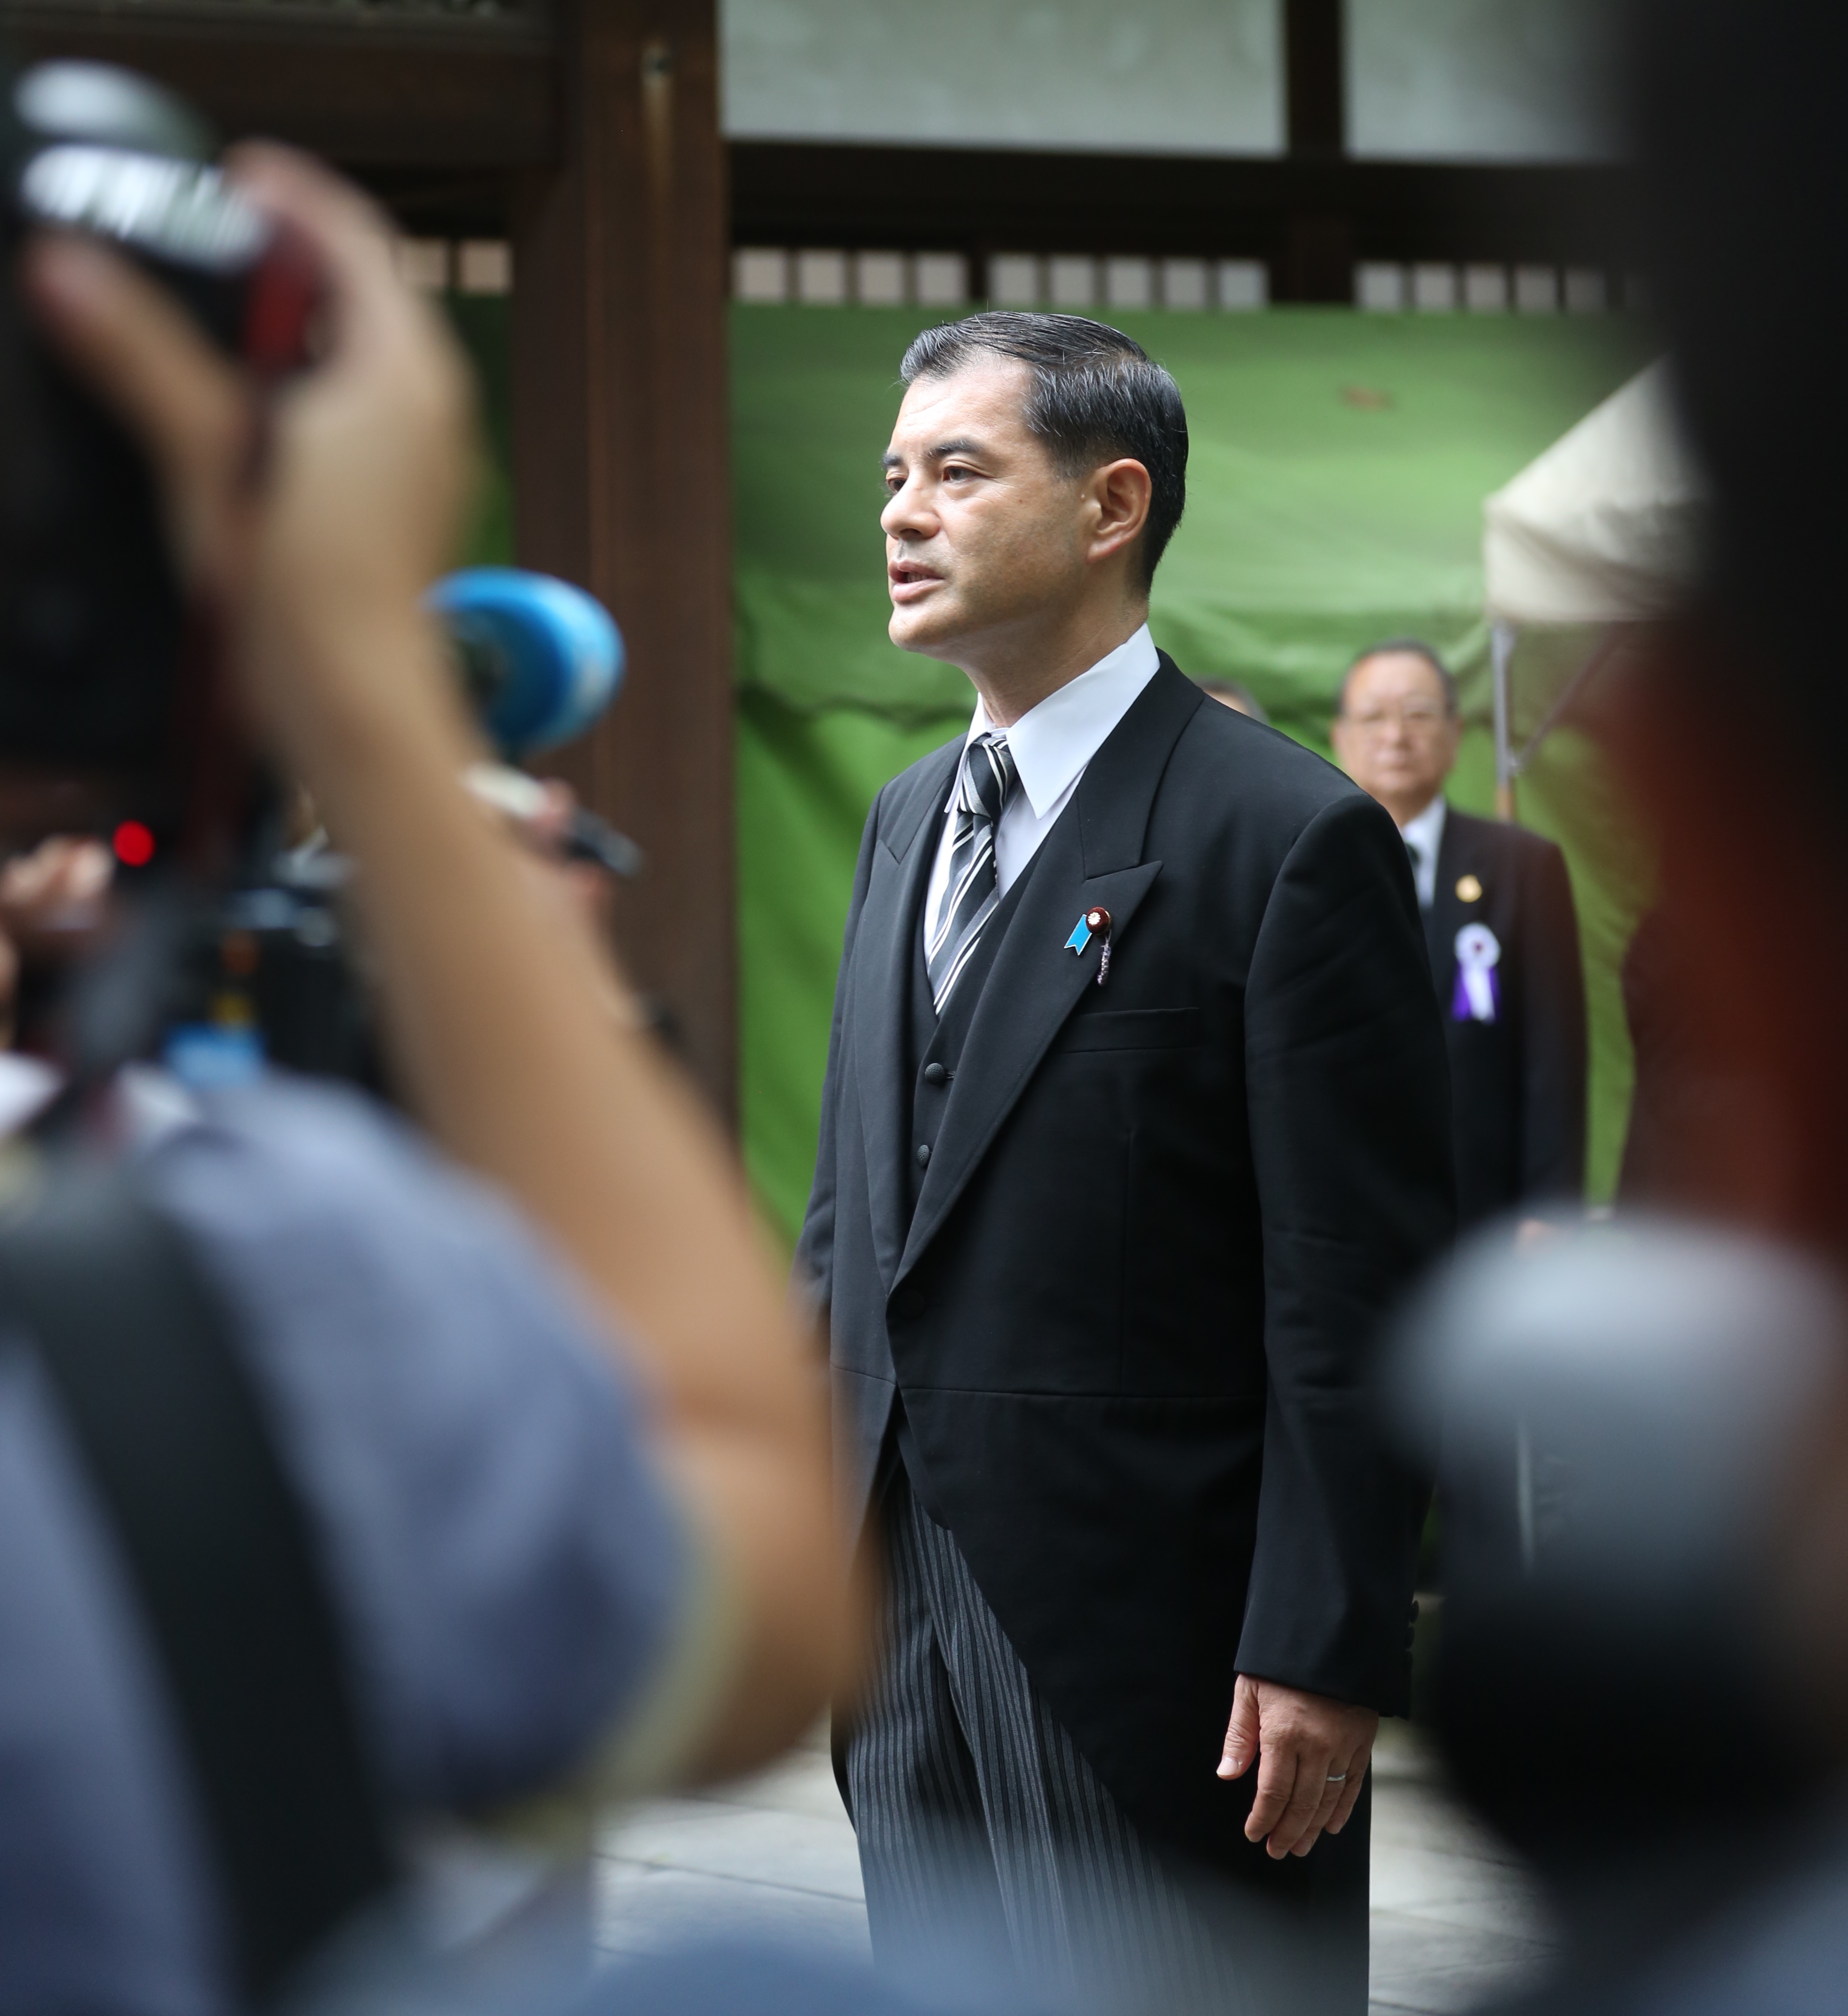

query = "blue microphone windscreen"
[428, 567, 624, 756]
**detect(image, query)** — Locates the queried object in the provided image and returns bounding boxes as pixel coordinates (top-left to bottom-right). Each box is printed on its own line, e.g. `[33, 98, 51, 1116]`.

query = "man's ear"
[1084, 458, 1153, 566]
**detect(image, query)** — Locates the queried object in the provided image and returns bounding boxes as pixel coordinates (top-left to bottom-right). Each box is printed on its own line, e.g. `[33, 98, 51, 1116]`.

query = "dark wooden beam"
[1280, 0, 1349, 299]
[1284, 0, 1344, 158]
[510, 0, 735, 1118]
[0, 6, 557, 167]
[729, 142, 1641, 279]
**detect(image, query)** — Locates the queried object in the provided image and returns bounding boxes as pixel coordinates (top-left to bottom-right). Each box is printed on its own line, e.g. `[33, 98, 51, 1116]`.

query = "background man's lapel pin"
[1452, 921, 1501, 1022]
[1066, 907, 1113, 985]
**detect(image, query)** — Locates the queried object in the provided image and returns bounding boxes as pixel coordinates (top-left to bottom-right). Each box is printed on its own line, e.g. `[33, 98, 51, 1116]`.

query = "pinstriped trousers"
[843, 1469, 1275, 2016]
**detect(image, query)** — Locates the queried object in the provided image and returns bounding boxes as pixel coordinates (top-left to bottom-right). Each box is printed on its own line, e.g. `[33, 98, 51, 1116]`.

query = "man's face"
[880, 357, 1092, 661]
[1330, 652, 1461, 814]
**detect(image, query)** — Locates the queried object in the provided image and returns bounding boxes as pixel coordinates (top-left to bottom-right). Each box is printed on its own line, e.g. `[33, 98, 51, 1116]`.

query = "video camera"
[1, 60, 637, 1094]
[168, 566, 638, 1089]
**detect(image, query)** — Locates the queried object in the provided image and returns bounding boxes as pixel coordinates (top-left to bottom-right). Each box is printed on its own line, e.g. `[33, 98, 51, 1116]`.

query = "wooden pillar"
[1284, 0, 1345, 157]
[1280, 0, 1353, 301]
[510, 0, 736, 1118]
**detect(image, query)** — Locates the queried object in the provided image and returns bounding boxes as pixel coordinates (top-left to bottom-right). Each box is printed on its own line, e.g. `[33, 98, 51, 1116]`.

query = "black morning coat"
[796, 658, 1455, 1890]
[1423, 807, 1587, 1231]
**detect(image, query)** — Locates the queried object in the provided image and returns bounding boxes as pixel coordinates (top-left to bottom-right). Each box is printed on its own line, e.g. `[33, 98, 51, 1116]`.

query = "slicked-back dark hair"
[898, 312, 1188, 592]
[1339, 638, 1460, 719]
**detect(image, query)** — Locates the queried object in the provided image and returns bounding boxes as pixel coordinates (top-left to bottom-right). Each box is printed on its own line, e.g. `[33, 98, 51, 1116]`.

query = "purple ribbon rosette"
[1452, 922, 1502, 1023]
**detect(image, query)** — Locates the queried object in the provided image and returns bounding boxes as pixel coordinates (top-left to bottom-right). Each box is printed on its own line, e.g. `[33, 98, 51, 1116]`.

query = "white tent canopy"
[1483, 360, 1706, 628]
[1481, 361, 1706, 812]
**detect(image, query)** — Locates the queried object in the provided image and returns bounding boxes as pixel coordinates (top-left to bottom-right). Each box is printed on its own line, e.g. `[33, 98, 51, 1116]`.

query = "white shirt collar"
[1398, 795, 1447, 908]
[964, 625, 1160, 817]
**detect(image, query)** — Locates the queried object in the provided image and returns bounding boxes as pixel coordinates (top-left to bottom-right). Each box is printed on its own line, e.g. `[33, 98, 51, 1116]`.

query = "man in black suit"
[1331, 642, 1587, 1232]
[797, 314, 1452, 2009]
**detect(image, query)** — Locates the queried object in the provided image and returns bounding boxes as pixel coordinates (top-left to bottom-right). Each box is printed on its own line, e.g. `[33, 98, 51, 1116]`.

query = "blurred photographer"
[0, 133, 844, 2014]
[1397, 4, 1848, 2013]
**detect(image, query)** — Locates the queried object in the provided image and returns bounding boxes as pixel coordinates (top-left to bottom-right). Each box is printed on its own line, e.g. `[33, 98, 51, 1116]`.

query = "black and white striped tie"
[927, 732, 1020, 1012]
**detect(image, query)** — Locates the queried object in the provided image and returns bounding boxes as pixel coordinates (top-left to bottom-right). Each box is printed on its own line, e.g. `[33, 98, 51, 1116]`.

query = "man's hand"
[0, 838, 115, 1046]
[0, 838, 113, 951]
[1219, 1675, 1378, 1859]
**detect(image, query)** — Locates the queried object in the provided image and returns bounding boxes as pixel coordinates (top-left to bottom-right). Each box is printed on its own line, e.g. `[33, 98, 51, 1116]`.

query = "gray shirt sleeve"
[140, 1074, 691, 1815]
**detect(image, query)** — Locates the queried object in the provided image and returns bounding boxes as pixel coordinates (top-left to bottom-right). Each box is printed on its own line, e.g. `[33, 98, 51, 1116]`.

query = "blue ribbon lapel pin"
[1065, 906, 1113, 985]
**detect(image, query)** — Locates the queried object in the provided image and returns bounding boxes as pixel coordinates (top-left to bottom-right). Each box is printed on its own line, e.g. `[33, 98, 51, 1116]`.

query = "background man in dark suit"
[797, 314, 1453, 2009]
[1331, 642, 1587, 1233]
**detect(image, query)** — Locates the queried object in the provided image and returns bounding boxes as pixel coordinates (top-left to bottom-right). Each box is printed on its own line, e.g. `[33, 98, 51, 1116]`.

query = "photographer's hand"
[26, 154, 847, 1780]
[0, 838, 114, 1044]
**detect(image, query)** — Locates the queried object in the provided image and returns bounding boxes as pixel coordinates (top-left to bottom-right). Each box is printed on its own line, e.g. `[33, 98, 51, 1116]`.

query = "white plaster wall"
[1346, 0, 1619, 162]
[719, 0, 1284, 156]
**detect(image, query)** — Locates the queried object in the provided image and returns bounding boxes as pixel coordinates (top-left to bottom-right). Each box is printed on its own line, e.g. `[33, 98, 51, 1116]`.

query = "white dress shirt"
[924, 626, 1161, 946]
[1399, 794, 1447, 911]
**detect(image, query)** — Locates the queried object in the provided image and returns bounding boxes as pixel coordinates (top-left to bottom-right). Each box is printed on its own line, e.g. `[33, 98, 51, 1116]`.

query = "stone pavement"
[596, 1721, 1558, 2013]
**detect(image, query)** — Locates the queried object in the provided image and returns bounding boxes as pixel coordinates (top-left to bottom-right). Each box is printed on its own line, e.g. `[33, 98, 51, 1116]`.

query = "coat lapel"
[895, 659, 1203, 1284]
[854, 737, 962, 1292]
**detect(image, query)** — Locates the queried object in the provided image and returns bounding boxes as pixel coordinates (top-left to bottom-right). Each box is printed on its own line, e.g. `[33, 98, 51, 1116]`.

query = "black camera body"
[0, 61, 315, 779]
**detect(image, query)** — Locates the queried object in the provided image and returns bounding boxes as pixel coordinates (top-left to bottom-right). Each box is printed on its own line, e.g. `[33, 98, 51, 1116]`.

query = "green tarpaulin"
[448, 298, 1654, 1249]
[730, 306, 1652, 1244]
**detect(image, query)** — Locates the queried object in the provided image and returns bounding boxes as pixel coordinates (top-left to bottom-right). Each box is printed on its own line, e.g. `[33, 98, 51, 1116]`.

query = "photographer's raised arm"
[24, 152, 845, 1781]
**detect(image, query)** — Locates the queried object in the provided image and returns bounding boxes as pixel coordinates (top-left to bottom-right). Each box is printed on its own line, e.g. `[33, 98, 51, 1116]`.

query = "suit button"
[891, 1280, 927, 1321]
[915, 1142, 931, 1167]
[922, 1061, 947, 1086]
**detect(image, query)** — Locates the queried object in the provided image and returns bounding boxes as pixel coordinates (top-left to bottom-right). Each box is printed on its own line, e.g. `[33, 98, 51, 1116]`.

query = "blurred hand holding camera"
[24, 145, 473, 778]
[25, 146, 846, 1780]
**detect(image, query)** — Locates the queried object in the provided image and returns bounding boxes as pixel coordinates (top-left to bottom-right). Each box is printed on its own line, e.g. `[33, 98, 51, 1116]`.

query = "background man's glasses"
[1342, 705, 1450, 734]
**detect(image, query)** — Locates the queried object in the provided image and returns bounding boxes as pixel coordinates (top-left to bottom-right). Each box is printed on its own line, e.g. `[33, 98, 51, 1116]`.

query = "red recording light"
[112, 821, 157, 868]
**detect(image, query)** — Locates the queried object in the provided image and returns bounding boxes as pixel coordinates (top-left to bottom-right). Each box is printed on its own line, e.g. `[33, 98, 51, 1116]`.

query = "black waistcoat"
[904, 856, 1040, 1214]
[884, 852, 1041, 1506]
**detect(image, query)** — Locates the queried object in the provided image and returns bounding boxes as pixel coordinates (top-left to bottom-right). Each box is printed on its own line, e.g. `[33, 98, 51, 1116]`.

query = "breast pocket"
[1058, 1007, 1203, 1053]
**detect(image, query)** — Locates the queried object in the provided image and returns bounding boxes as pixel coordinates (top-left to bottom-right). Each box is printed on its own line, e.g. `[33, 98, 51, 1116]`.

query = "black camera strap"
[0, 1160, 394, 2005]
